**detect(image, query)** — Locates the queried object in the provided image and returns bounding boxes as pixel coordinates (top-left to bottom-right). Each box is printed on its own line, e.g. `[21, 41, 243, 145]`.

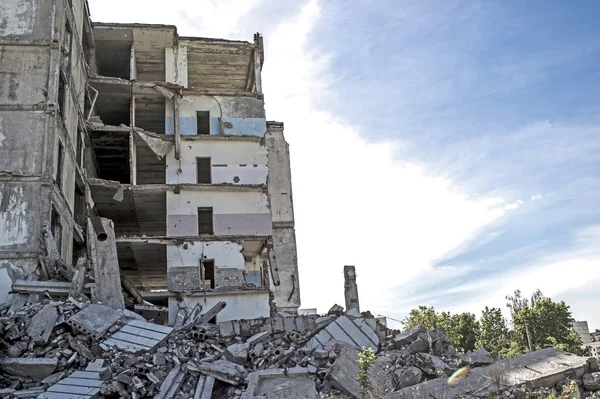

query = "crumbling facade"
[0, 0, 300, 324]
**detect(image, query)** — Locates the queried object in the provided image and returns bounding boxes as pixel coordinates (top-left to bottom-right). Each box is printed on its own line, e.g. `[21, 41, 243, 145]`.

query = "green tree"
[403, 306, 480, 353]
[508, 290, 585, 356]
[477, 307, 509, 357]
[402, 306, 440, 330]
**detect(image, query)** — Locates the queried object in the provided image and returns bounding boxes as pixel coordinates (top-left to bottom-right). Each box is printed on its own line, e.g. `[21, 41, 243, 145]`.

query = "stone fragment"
[26, 303, 58, 344]
[327, 346, 395, 399]
[408, 338, 430, 354]
[0, 357, 58, 380]
[194, 374, 215, 399]
[303, 315, 379, 352]
[414, 353, 453, 376]
[460, 347, 495, 367]
[584, 372, 600, 391]
[588, 357, 600, 373]
[393, 325, 426, 348]
[67, 303, 123, 339]
[241, 368, 319, 399]
[328, 304, 344, 315]
[198, 360, 247, 385]
[6, 342, 27, 358]
[394, 367, 423, 389]
[225, 342, 249, 365]
[247, 331, 270, 345]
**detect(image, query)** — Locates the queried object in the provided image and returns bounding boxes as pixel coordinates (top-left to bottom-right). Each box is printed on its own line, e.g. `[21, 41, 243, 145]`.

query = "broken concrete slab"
[393, 348, 588, 399]
[39, 362, 105, 399]
[0, 357, 58, 380]
[26, 303, 58, 344]
[584, 372, 600, 391]
[327, 346, 395, 399]
[393, 325, 426, 348]
[460, 348, 495, 367]
[135, 130, 174, 160]
[303, 315, 379, 352]
[66, 303, 123, 339]
[197, 359, 247, 385]
[247, 331, 270, 345]
[225, 342, 250, 365]
[155, 365, 187, 399]
[414, 353, 453, 376]
[394, 366, 423, 389]
[241, 367, 319, 399]
[101, 319, 172, 353]
[194, 374, 215, 399]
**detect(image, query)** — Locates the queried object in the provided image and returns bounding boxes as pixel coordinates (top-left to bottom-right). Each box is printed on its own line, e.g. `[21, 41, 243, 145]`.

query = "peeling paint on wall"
[0, 0, 37, 36]
[0, 185, 31, 246]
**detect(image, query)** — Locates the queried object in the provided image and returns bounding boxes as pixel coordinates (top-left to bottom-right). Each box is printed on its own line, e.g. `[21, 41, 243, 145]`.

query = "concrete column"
[344, 265, 360, 312]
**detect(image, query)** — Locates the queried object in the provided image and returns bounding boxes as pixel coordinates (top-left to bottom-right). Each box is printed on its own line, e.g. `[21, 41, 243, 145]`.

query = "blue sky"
[90, 0, 600, 329]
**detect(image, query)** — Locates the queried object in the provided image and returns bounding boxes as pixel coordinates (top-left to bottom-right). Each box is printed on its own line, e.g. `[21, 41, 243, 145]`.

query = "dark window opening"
[202, 259, 215, 290]
[73, 184, 86, 227]
[58, 76, 66, 121]
[76, 128, 83, 168]
[196, 157, 211, 184]
[196, 111, 210, 135]
[51, 206, 63, 257]
[62, 21, 73, 72]
[55, 140, 64, 190]
[197, 207, 213, 235]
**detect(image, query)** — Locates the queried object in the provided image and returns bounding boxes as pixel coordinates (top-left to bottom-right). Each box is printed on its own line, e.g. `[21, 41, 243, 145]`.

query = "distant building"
[591, 330, 600, 342]
[573, 321, 591, 344]
[587, 342, 600, 357]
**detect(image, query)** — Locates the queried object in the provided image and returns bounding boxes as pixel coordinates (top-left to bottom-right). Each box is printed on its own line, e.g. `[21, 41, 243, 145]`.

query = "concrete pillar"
[344, 265, 360, 313]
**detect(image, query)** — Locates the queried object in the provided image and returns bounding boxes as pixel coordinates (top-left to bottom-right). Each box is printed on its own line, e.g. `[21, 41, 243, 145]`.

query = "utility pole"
[524, 322, 534, 352]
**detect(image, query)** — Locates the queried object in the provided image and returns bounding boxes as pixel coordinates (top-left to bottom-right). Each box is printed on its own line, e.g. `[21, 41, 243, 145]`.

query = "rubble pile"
[1, 297, 600, 399]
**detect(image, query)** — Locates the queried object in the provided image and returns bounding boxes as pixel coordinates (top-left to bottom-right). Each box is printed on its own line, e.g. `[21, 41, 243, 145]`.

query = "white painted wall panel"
[166, 164, 267, 185]
[167, 191, 269, 215]
[167, 241, 244, 268]
[168, 291, 270, 325]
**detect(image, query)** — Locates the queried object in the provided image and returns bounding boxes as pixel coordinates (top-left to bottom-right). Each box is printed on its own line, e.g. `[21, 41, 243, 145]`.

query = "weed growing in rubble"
[357, 347, 376, 399]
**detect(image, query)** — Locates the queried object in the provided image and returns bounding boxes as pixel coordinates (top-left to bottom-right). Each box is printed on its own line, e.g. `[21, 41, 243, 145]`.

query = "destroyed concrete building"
[0, 0, 300, 324]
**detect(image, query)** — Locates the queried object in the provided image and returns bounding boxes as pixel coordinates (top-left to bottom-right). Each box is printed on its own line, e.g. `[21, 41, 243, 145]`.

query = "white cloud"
[260, 1, 518, 313]
[531, 193, 543, 201]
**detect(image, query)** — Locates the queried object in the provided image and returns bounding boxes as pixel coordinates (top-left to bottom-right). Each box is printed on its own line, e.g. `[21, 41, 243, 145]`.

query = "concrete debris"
[242, 368, 319, 399]
[66, 303, 123, 339]
[303, 315, 379, 352]
[100, 319, 173, 353]
[1, 297, 598, 399]
[395, 348, 589, 399]
[25, 304, 58, 345]
[0, 358, 58, 380]
[393, 325, 427, 348]
[135, 130, 174, 160]
[460, 347, 495, 367]
[327, 345, 395, 399]
[584, 372, 600, 391]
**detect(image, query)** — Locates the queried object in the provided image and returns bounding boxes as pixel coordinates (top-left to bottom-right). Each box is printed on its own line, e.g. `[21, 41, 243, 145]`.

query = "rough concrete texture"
[303, 315, 379, 352]
[66, 303, 124, 339]
[225, 342, 250, 365]
[26, 303, 58, 344]
[241, 368, 318, 399]
[393, 325, 427, 348]
[0, 357, 58, 380]
[327, 346, 395, 399]
[460, 348, 495, 367]
[394, 348, 588, 399]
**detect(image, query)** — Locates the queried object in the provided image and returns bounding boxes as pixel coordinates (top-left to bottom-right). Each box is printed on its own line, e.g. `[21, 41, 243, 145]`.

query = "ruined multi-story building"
[0, 0, 300, 324]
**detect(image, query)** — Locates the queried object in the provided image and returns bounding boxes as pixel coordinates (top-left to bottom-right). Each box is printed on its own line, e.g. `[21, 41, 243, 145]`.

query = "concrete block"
[101, 319, 172, 353]
[194, 374, 215, 399]
[198, 360, 247, 385]
[303, 315, 379, 352]
[393, 325, 427, 348]
[241, 368, 318, 399]
[225, 342, 249, 365]
[0, 357, 58, 380]
[393, 348, 588, 399]
[247, 331, 270, 345]
[272, 317, 285, 332]
[26, 304, 58, 344]
[66, 304, 123, 339]
[219, 321, 236, 338]
[327, 346, 394, 399]
[283, 317, 296, 332]
[460, 347, 495, 367]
